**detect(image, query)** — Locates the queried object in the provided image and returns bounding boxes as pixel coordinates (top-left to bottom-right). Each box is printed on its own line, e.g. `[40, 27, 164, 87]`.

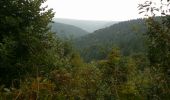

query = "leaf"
[154, 8, 159, 11]
[138, 7, 143, 10]
[143, 5, 150, 7]
[139, 11, 145, 14]
[161, 12, 166, 15]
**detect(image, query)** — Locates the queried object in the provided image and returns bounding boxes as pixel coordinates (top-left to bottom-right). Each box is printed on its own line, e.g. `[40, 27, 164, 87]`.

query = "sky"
[45, 0, 156, 21]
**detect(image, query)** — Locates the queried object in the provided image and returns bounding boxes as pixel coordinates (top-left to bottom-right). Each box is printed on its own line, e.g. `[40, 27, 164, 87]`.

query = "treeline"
[0, 0, 170, 100]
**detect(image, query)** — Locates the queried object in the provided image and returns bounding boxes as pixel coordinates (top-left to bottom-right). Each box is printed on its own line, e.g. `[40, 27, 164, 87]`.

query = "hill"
[51, 22, 89, 38]
[54, 18, 118, 32]
[74, 19, 147, 61]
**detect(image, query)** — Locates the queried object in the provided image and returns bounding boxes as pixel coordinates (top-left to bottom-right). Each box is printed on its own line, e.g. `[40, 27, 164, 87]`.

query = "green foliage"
[74, 19, 147, 62]
[0, 44, 152, 99]
[138, 0, 170, 99]
[96, 49, 151, 100]
[144, 17, 170, 99]
[0, 0, 64, 87]
[0, 0, 170, 99]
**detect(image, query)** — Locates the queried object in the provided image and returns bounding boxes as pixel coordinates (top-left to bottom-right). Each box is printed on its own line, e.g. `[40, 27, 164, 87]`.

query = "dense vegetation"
[74, 19, 147, 62]
[0, 0, 170, 100]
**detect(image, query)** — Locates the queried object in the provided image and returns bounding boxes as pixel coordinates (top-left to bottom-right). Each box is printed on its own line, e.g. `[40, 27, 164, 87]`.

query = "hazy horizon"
[45, 0, 149, 21]
[53, 17, 120, 22]
[53, 18, 119, 32]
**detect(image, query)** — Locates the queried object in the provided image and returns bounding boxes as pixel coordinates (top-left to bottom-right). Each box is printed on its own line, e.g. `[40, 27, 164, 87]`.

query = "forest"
[0, 0, 170, 100]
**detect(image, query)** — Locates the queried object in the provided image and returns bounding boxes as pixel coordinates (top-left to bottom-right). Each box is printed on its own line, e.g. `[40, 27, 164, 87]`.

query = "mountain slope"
[51, 22, 89, 38]
[54, 18, 118, 32]
[74, 19, 147, 61]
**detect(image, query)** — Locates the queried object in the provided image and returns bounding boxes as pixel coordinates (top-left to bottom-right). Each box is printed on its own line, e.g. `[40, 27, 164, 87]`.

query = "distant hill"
[74, 19, 147, 62]
[51, 22, 89, 38]
[54, 18, 118, 32]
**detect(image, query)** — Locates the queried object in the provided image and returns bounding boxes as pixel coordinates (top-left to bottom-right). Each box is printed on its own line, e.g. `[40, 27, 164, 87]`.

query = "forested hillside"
[0, 0, 170, 99]
[51, 22, 89, 38]
[74, 19, 147, 61]
[54, 18, 118, 32]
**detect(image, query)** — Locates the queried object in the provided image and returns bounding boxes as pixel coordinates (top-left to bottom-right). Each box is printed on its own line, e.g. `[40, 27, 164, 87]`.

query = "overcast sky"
[45, 0, 153, 21]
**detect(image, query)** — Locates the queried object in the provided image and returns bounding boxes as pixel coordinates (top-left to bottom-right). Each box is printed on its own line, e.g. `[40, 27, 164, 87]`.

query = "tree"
[139, 0, 170, 99]
[0, 0, 58, 87]
[98, 48, 128, 99]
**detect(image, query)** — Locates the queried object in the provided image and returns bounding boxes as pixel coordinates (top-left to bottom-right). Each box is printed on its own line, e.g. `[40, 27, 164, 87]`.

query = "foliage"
[74, 19, 147, 62]
[0, 0, 170, 99]
[0, 47, 152, 100]
[0, 0, 67, 87]
[139, 0, 170, 99]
